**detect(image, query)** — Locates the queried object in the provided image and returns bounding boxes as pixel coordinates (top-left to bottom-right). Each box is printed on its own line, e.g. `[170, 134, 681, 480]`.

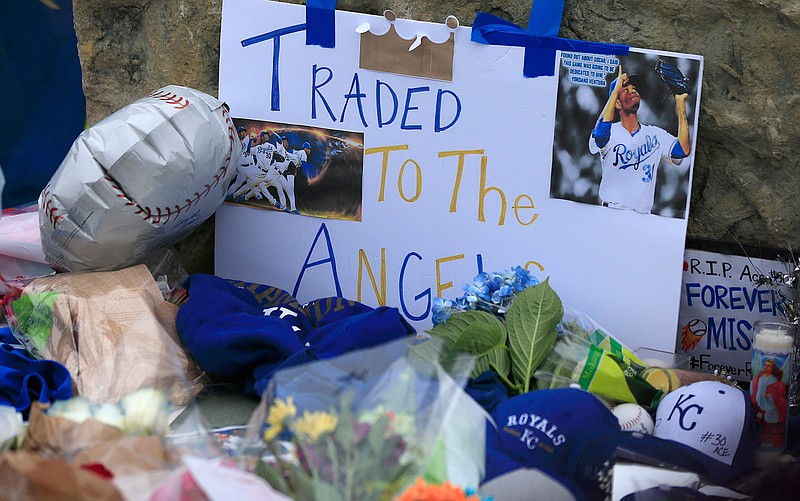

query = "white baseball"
[39, 85, 239, 272]
[612, 403, 654, 434]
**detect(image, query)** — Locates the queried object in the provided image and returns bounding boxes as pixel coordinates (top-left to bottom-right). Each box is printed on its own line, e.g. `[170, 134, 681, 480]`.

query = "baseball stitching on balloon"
[105, 105, 235, 226]
[45, 104, 236, 230]
[147, 90, 190, 110]
[42, 188, 64, 229]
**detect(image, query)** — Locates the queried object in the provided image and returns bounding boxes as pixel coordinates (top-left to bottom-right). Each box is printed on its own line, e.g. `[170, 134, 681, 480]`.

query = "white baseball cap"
[654, 381, 757, 482]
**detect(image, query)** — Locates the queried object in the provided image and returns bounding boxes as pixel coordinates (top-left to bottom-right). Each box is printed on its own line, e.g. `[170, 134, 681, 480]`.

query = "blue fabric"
[466, 370, 509, 413]
[255, 305, 416, 395]
[0, 326, 72, 414]
[0, 326, 27, 356]
[484, 388, 621, 482]
[176, 274, 416, 397]
[175, 275, 307, 392]
[0, 1, 85, 208]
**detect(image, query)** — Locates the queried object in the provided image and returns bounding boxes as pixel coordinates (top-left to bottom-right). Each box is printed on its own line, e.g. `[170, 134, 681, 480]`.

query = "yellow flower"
[263, 397, 297, 442]
[293, 410, 337, 442]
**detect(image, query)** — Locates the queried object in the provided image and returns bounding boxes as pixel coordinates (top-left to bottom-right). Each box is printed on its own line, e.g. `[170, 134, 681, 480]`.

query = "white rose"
[91, 402, 125, 430]
[120, 388, 170, 436]
[0, 405, 24, 451]
[47, 396, 93, 424]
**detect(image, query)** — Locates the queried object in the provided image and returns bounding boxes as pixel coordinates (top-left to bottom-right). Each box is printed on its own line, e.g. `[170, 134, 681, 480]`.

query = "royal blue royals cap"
[237, 125, 245, 133]
[484, 388, 621, 482]
[302, 141, 311, 149]
[654, 380, 757, 483]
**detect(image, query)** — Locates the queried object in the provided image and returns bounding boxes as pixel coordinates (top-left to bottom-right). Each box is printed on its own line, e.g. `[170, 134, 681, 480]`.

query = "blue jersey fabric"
[175, 274, 416, 396]
[0, 326, 72, 414]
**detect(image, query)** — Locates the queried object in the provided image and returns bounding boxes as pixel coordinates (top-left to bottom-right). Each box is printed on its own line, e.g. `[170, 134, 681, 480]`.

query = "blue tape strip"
[306, 0, 336, 48]
[527, 0, 564, 36]
[471, 9, 629, 78]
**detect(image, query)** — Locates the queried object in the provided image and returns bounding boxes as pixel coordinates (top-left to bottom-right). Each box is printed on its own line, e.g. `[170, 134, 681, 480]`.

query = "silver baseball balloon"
[39, 85, 240, 272]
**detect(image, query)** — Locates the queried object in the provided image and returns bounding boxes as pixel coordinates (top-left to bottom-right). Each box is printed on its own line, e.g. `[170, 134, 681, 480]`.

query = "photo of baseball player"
[226, 118, 364, 221]
[550, 50, 702, 218]
[227, 130, 283, 207]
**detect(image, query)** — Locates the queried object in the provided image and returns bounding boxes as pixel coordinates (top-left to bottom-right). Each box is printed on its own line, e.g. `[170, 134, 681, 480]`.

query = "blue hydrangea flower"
[511, 266, 537, 291]
[431, 297, 454, 326]
[432, 265, 540, 325]
[491, 284, 513, 304]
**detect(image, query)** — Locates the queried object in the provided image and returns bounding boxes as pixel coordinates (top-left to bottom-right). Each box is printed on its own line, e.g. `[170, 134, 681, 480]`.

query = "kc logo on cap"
[485, 388, 621, 481]
[654, 380, 757, 482]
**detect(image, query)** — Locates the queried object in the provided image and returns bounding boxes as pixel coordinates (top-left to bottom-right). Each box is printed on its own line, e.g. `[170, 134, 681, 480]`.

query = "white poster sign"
[216, 0, 704, 352]
[676, 247, 795, 383]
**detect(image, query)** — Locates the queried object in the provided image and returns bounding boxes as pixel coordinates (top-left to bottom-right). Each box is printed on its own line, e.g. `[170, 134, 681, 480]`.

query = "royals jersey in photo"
[589, 122, 682, 214]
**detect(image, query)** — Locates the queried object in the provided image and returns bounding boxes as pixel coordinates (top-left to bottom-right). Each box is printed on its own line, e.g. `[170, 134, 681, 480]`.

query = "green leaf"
[450, 322, 510, 380]
[425, 310, 499, 346]
[334, 392, 354, 446]
[425, 310, 510, 377]
[506, 279, 563, 393]
[407, 336, 452, 366]
[254, 460, 289, 493]
[312, 480, 346, 501]
[368, 414, 390, 455]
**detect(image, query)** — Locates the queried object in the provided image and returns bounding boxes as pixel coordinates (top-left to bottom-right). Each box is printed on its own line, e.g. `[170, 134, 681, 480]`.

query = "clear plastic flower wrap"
[0, 203, 55, 297]
[238, 338, 489, 501]
[558, 306, 646, 367]
[535, 309, 663, 407]
[4, 262, 204, 407]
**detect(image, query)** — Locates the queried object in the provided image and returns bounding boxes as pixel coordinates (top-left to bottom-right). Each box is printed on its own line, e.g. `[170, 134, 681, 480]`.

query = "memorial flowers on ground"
[422, 266, 563, 396]
[255, 393, 418, 501]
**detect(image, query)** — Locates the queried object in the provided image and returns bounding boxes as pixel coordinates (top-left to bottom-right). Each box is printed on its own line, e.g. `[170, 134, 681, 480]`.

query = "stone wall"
[73, 0, 800, 272]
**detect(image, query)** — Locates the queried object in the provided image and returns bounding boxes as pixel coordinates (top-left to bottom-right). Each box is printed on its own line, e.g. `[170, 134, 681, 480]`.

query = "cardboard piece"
[359, 11, 456, 81]
[216, 1, 704, 352]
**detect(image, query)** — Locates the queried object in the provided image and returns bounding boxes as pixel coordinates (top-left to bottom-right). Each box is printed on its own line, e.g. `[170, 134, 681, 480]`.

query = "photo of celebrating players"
[226, 119, 364, 221]
[550, 50, 702, 219]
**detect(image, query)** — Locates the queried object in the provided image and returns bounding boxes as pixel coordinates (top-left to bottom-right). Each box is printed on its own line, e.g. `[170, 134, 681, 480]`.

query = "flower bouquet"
[255, 393, 414, 501]
[242, 339, 487, 501]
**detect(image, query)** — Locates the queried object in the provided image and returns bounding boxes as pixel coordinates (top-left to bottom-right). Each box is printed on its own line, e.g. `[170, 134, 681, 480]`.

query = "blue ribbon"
[306, 0, 336, 48]
[471, 7, 629, 78]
